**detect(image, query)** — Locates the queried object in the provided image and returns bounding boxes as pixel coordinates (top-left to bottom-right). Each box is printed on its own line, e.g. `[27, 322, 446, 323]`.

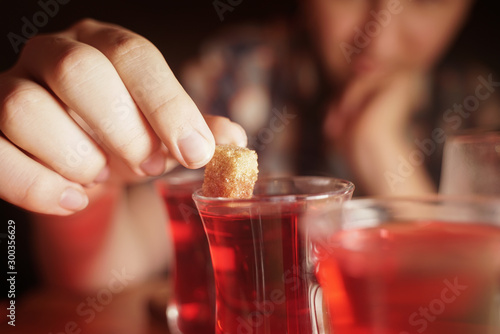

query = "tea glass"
[310, 197, 500, 334]
[193, 176, 354, 334]
[156, 169, 215, 334]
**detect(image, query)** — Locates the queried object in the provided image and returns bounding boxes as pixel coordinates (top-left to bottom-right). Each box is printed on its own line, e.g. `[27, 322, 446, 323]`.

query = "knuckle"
[70, 17, 98, 30]
[59, 145, 106, 184]
[17, 173, 52, 207]
[0, 84, 43, 129]
[100, 28, 154, 62]
[148, 93, 180, 118]
[52, 43, 103, 84]
[113, 129, 152, 163]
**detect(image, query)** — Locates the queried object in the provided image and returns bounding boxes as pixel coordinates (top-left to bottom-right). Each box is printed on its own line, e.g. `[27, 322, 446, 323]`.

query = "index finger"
[71, 19, 215, 168]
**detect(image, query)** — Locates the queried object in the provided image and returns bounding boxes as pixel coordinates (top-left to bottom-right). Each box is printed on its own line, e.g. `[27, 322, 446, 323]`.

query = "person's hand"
[323, 71, 436, 195]
[0, 18, 246, 216]
[325, 72, 425, 147]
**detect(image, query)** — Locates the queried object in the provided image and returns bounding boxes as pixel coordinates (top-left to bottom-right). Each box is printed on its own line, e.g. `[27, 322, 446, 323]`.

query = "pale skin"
[0, 0, 475, 290]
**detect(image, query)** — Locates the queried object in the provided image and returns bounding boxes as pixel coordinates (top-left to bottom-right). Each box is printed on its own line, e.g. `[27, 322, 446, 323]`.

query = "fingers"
[205, 115, 247, 147]
[71, 19, 215, 169]
[0, 18, 251, 216]
[0, 136, 88, 215]
[20, 33, 162, 176]
[325, 74, 386, 141]
[0, 76, 107, 185]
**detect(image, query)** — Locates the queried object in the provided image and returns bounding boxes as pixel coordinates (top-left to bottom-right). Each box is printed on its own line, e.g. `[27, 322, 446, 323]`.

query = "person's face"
[306, 0, 474, 83]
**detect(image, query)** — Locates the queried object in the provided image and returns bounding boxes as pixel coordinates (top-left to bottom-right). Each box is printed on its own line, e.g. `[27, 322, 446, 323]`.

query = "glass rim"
[339, 195, 500, 228]
[343, 194, 500, 207]
[446, 128, 500, 142]
[155, 168, 204, 187]
[306, 195, 500, 238]
[192, 176, 355, 204]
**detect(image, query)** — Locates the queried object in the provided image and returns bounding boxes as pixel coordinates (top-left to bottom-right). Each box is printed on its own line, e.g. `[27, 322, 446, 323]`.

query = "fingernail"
[236, 125, 248, 147]
[140, 150, 166, 176]
[94, 165, 110, 183]
[178, 130, 213, 166]
[59, 188, 88, 211]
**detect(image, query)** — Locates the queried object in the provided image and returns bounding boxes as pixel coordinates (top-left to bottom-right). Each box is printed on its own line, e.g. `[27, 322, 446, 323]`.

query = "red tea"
[316, 221, 500, 334]
[162, 190, 215, 334]
[201, 209, 314, 334]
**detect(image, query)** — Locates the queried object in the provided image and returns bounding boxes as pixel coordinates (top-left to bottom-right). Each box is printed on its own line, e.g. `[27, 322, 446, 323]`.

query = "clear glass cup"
[193, 176, 354, 334]
[440, 129, 500, 196]
[156, 169, 215, 334]
[310, 197, 500, 334]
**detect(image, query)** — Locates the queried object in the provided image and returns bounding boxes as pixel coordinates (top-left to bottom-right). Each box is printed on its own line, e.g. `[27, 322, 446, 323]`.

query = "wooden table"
[1, 278, 172, 334]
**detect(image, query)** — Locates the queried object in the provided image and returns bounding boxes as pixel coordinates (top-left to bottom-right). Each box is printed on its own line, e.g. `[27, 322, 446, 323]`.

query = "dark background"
[0, 0, 297, 71]
[0, 0, 499, 298]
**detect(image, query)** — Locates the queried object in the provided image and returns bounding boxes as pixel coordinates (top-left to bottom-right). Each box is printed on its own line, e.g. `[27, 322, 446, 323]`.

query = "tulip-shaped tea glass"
[193, 176, 354, 334]
[310, 197, 500, 334]
[156, 169, 215, 334]
[440, 129, 500, 196]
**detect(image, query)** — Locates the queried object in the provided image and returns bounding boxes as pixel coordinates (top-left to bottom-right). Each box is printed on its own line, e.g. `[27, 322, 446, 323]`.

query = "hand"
[323, 72, 435, 195]
[325, 72, 425, 146]
[0, 19, 246, 216]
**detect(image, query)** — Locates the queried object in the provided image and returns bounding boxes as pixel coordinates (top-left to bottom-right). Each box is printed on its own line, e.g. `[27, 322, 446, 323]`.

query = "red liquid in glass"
[162, 191, 215, 334]
[316, 221, 500, 334]
[201, 210, 314, 334]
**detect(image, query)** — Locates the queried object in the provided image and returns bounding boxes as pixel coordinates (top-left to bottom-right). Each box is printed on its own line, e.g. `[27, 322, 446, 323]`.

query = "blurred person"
[1, 0, 498, 292]
[182, 0, 497, 196]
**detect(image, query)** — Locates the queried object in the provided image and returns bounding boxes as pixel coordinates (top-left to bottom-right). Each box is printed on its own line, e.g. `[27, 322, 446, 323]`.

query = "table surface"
[1, 278, 172, 334]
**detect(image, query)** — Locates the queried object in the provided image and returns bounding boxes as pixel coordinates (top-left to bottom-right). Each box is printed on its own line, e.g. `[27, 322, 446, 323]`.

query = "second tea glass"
[440, 129, 500, 196]
[310, 197, 500, 334]
[156, 169, 215, 334]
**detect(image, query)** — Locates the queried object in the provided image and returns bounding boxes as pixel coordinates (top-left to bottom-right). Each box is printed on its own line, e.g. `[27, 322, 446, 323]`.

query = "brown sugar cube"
[202, 145, 259, 198]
